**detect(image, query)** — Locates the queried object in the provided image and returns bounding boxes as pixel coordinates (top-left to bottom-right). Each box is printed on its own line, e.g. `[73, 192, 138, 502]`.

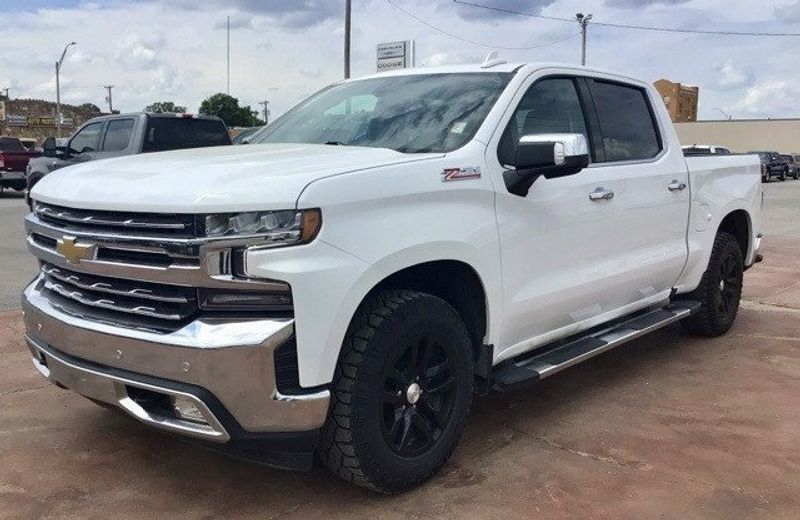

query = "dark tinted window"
[69, 122, 103, 154]
[590, 80, 661, 162]
[498, 77, 589, 166]
[143, 117, 231, 153]
[0, 137, 25, 152]
[102, 119, 134, 151]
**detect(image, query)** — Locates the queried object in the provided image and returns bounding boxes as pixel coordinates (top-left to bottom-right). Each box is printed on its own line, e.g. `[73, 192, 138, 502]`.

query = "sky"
[1, 0, 800, 120]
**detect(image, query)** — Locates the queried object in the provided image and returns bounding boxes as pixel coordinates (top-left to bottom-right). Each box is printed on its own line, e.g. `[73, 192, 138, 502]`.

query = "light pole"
[55, 41, 76, 138]
[714, 108, 732, 120]
[344, 0, 351, 79]
[576, 13, 592, 66]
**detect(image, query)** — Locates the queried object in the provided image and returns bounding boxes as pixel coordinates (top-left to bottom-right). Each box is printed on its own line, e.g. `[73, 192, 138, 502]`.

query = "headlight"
[200, 209, 322, 247]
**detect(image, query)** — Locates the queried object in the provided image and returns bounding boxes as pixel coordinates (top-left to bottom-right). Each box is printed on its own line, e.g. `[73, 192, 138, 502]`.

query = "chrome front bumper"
[23, 278, 330, 442]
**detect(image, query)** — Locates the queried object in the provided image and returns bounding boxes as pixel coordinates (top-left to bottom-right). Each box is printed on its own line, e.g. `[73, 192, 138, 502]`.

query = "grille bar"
[35, 202, 195, 238]
[42, 264, 190, 304]
[44, 280, 185, 321]
[40, 263, 198, 323]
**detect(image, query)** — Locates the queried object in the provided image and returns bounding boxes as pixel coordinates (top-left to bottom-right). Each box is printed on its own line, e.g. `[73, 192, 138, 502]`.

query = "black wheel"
[794, 170, 799, 180]
[682, 232, 743, 337]
[319, 289, 473, 493]
[781, 169, 787, 181]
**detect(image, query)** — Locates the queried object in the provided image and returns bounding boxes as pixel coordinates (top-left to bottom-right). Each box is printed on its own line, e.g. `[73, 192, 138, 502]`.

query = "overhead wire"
[385, 0, 580, 50]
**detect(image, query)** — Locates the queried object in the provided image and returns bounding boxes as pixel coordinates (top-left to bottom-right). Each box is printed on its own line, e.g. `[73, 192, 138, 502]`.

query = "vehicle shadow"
[65, 322, 707, 516]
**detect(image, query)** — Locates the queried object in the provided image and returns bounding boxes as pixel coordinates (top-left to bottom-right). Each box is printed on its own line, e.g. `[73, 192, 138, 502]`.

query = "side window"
[102, 119, 135, 152]
[69, 122, 103, 154]
[590, 80, 661, 162]
[498, 77, 589, 166]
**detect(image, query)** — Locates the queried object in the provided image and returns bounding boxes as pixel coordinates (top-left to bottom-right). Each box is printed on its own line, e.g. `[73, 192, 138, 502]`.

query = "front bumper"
[22, 278, 331, 467]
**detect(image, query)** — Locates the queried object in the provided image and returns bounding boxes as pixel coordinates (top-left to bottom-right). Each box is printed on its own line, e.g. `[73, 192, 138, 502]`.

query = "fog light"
[171, 396, 208, 424]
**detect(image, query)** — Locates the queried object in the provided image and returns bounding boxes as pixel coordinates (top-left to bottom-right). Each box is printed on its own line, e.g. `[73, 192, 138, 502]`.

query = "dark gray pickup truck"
[26, 112, 231, 206]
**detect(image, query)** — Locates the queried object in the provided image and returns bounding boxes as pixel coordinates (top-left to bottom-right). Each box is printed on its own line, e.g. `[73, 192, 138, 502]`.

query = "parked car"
[24, 61, 763, 493]
[25, 112, 231, 206]
[780, 154, 800, 180]
[19, 137, 39, 152]
[0, 136, 41, 196]
[750, 151, 787, 182]
[232, 126, 263, 144]
[682, 144, 732, 156]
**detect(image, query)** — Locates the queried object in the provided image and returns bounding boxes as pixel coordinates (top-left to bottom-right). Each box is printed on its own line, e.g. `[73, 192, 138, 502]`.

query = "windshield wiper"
[324, 141, 347, 146]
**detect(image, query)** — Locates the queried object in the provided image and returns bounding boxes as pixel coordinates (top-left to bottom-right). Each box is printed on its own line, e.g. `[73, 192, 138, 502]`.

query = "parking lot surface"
[2, 182, 800, 519]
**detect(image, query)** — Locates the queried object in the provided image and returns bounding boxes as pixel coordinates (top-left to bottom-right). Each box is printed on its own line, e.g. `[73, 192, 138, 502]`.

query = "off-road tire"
[318, 289, 474, 493]
[682, 232, 744, 337]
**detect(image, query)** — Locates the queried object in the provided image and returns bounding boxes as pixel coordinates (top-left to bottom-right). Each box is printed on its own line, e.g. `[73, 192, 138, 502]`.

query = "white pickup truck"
[23, 60, 762, 493]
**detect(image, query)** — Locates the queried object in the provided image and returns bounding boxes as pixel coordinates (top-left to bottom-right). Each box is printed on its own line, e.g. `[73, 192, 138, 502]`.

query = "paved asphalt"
[1, 178, 799, 519]
[0, 191, 37, 310]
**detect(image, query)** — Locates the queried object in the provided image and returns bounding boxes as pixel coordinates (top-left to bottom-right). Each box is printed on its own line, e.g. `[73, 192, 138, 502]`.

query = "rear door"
[583, 78, 690, 306]
[94, 117, 137, 160]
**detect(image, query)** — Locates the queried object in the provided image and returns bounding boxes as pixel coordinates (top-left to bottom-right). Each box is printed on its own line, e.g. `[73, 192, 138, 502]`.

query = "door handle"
[589, 187, 615, 201]
[668, 180, 687, 192]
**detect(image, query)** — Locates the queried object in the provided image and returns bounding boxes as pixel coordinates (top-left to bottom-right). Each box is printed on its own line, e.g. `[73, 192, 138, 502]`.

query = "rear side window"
[590, 80, 661, 162]
[102, 119, 135, 152]
[0, 137, 25, 152]
[143, 118, 231, 153]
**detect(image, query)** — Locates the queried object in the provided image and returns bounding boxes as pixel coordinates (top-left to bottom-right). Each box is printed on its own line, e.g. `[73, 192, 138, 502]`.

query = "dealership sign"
[4, 114, 73, 127]
[376, 40, 414, 72]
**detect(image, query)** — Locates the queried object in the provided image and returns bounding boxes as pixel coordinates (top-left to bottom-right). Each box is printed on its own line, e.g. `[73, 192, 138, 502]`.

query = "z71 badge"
[442, 167, 481, 182]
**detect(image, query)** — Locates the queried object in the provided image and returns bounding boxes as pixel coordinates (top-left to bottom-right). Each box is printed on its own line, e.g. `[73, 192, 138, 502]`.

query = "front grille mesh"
[40, 263, 198, 325]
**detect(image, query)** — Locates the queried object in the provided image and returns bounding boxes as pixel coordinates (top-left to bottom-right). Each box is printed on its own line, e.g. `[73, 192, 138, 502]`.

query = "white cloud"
[1, 0, 799, 120]
[732, 80, 800, 117]
[712, 59, 754, 91]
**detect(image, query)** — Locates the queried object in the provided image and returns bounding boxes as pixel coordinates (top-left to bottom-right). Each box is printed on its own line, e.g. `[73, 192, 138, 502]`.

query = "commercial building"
[675, 119, 800, 153]
[654, 79, 699, 123]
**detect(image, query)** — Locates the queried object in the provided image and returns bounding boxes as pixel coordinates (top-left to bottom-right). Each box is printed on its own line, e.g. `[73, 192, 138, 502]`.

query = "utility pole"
[55, 41, 76, 138]
[104, 85, 114, 113]
[258, 100, 270, 125]
[2, 88, 9, 99]
[344, 0, 351, 79]
[576, 13, 592, 66]
[227, 15, 231, 94]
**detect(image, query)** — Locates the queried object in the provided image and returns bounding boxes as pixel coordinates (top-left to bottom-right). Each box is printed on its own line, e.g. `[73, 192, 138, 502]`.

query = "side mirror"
[42, 137, 57, 157]
[504, 133, 590, 196]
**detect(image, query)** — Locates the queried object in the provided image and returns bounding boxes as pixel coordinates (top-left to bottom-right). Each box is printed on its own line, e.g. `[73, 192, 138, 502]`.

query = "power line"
[453, 0, 800, 37]
[385, 0, 580, 50]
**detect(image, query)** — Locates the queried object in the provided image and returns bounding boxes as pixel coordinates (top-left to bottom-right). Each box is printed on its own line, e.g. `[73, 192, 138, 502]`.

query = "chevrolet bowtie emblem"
[56, 236, 96, 264]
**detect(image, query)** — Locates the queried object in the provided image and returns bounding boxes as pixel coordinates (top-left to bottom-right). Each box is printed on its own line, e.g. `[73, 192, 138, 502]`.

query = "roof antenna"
[481, 50, 507, 69]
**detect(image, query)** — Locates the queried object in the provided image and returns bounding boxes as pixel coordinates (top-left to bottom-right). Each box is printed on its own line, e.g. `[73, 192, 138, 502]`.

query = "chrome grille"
[35, 202, 196, 239]
[40, 263, 198, 324]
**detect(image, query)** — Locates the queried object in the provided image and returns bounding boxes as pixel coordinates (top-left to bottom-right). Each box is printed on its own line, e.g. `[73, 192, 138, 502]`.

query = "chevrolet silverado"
[23, 60, 762, 493]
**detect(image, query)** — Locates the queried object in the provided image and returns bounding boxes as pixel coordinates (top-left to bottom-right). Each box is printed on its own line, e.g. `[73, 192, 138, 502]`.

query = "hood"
[31, 143, 441, 213]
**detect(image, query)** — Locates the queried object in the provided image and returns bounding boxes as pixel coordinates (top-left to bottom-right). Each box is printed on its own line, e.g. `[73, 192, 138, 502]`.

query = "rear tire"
[318, 289, 474, 493]
[682, 232, 743, 337]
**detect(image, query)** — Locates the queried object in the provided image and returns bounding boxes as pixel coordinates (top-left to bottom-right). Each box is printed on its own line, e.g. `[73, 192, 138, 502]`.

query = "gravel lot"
[1, 181, 800, 519]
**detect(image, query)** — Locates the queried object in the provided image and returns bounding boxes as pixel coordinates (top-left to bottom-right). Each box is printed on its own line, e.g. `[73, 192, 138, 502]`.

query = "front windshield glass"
[253, 72, 513, 153]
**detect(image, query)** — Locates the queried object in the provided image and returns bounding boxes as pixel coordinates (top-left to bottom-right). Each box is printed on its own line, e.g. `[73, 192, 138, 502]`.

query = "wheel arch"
[365, 260, 489, 359]
[717, 208, 752, 260]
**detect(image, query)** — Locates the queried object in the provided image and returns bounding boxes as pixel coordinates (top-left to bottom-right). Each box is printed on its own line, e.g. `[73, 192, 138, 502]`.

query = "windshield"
[253, 72, 513, 153]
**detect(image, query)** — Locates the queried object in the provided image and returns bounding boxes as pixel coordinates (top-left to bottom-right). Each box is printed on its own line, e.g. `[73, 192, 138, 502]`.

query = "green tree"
[78, 102, 102, 113]
[198, 93, 262, 127]
[145, 101, 187, 113]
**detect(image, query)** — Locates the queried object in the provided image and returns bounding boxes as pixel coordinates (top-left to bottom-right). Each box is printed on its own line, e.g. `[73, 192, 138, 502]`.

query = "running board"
[491, 300, 701, 392]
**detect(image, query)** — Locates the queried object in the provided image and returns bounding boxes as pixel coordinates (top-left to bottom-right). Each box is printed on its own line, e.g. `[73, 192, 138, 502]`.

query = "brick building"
[0, 96, 101, 145]
[654, 79, 699, 123]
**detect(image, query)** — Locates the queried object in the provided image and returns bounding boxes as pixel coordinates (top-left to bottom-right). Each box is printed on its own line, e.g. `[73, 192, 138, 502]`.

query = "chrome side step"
[491, 300, 701, 392]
